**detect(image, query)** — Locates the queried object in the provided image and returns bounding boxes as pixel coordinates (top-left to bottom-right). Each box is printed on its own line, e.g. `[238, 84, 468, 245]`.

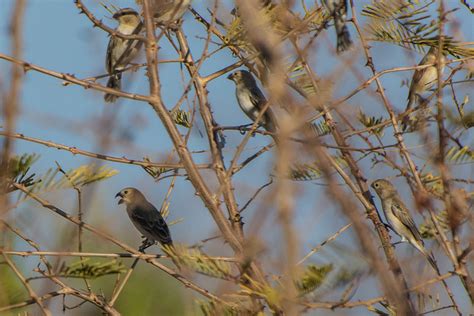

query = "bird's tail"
[104, 73, 122, 103]
[264, 123, 279, 145]
[406, 94, 414, 111]
[402, 93, 416, 131]
[405, 91, 419, 111]
[411, 239, 439, 273]
[263, 112, 279, 145]
[335, 23, 352, 53]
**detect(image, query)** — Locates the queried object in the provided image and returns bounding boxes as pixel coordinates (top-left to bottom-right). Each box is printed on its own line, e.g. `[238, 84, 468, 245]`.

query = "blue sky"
[0, 0, 473, 314]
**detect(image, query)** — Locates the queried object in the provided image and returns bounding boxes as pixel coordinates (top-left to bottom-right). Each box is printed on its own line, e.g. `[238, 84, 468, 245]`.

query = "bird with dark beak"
[115, 187, 173, 251]
[227, 70, 279, 143]
[371, 179, 437, 270]
[104, 8, 143, 103]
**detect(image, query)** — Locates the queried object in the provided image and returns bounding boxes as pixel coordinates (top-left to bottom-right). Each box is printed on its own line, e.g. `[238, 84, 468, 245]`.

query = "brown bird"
[322, 0, 352, 53]
[142, 0, 191, 25]
[406, 46, 445, 110]
[227, 70, 279, 143]
[104, 8, 143, 103]
[371, 179, 436, 269]
[115, 187, 173, 250]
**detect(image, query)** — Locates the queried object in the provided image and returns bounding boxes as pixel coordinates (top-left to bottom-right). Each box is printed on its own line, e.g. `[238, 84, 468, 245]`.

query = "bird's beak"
[115, 192, 124, 205]
[227, 73, 234, 80]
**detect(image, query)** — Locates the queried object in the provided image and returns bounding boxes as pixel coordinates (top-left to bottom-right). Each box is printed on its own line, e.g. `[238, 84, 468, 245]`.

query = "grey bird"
[144, 0, 191, 25]
[322, 0, 352, 53]
[227, 70, 278, 142]
[406, 46, 445, 110]
[230, 0, 273, 16]
[371, 179, 436, 269]
[115, 187, 173, 250]
[104, 8, 143, 103]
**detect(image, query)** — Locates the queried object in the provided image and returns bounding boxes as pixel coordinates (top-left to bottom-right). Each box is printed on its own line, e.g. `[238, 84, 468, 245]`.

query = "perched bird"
[230, 0, 273, 17]
[115, 187, 173, 250]
[371, 179, 436, 269]
[227, 70, 278, 142]
[145, 0, 191, 25]
[406, 46, 445, 110]
[104, 8, 143, 103]
[322, 0, 352, 53]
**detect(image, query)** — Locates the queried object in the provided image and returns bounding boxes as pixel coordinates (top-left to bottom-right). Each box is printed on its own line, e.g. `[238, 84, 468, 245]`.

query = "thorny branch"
[0, 0, 472, 314]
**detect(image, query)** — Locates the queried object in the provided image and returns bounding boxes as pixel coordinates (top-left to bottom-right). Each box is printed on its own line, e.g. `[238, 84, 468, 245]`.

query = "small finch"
[406, 46, 445, 110]
[227, 70, 278, 142]
[115, 187, 173, 250]
[146, 0, 191, 25]
[104, 8, 143, 103]
[322, 0, 352, 53]
[371, 179, 437, 269]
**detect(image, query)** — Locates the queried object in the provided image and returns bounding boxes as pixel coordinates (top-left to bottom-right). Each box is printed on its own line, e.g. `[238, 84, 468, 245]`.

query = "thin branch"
[297, 223, 352, 266]
[2, 254, 52, 316]
[13, 182, 236, 307]
[0, 131, 208, 169]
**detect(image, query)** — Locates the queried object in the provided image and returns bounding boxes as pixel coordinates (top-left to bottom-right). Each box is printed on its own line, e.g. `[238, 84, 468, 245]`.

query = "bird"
[115, 187, 173, 250]
[230, 0, 273, 17]
[227, 70, 279, 142]
[371, 179, 437, 269]
[322, 0, 352, 53]
[406, 46, 445, 110]
[145, 0, 191, 26]
[104, 8, 143, 103]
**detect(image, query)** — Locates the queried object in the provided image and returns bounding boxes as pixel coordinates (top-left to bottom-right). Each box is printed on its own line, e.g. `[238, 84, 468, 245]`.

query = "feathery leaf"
[57, 259, 126, 279]
[164, 245, 232, 279]
[445, 146, 474, 164]
[171, 109, 192, 128]
[290, 156, 347, 181]
[295, 264, 333, 295]
[420, 210, 449, 239]
[358, 111, 385, 136]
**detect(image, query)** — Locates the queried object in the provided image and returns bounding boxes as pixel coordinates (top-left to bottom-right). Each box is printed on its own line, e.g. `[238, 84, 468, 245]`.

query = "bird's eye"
[124, 190, 128, 194]
[374, 183, 379, 188]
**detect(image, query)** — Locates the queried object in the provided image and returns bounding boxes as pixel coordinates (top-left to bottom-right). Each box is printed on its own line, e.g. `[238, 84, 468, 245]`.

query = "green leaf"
[309, 120, 331, 136]
[288, 61, 320, 97]
[165, 245, 232, 279]
[141, 157, 169, 179]
[290, 157, 347, 181]
[4, 153, 40, 192]
[16, 164, 118, 201]
[358, 111, 385, 136]
[196, 299, 240, 316]
[290, 163, 322, 181]
[171, 109, 192, 128]
[57, 259, 126, 279]
[295, 264, 333, 295]
[419, 210, 449, 239]
[445, 146, 474, 164]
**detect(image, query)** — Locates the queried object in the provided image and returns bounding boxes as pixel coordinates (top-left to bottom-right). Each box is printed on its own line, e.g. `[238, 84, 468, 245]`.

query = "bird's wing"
[248, 85, 267, 111]
[114, 22, 143, 70]
[105, 36, 118, 74]
[248, 85, 278, 131]
[408, 51, 432, 99]
[130, 205, 173, 245]
[391, 201, 423, 241]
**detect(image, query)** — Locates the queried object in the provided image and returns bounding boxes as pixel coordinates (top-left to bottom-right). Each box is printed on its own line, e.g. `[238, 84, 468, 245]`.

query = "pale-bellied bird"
[322, 0, 352, 53]
[406, 46, 445, 110]
[227, 70, 279, 142]
[104, 8, 143, 103]
[371, 179, 436, 269]
[143, 0, 191, 25]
